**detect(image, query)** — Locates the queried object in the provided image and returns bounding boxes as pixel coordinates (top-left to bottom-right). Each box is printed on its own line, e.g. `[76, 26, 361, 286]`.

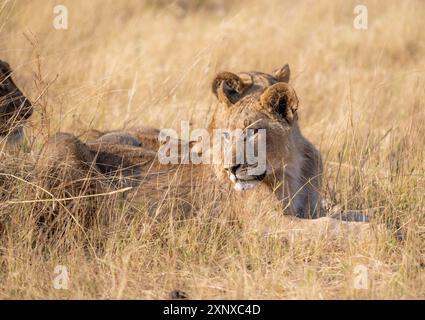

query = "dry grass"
[0, 0, 424, 299]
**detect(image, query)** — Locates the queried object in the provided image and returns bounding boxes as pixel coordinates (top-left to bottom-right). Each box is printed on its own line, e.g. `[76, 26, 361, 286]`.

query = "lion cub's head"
[210, 64, 300, 191]
[0, 60, 33, 144]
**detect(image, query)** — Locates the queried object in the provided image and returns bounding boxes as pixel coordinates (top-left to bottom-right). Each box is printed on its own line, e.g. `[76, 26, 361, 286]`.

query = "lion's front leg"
[271, 169, 323, 219]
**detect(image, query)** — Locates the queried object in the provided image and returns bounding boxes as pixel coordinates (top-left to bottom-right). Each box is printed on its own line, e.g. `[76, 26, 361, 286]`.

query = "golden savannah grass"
[0, 0, 424, 299]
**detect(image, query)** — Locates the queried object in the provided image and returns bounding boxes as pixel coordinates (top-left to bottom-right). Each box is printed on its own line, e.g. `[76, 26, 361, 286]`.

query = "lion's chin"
[233, 180, 260, 192]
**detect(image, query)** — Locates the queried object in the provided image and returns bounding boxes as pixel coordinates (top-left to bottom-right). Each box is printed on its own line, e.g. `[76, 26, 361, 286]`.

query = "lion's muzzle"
[225, 163, 266, 191]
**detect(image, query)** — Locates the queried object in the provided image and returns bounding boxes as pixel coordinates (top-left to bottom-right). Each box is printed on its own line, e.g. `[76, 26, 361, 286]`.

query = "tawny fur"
[35, 64, 323, 220]
[31, 133, 110, 235]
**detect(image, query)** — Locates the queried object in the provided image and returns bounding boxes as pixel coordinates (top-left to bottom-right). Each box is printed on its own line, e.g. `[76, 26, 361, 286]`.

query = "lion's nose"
[224, 164, 241, 174]
[224, 164, 240, 175]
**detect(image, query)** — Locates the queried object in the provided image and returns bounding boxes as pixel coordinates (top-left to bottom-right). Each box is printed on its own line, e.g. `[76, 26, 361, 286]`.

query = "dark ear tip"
[273, 64, 291, 83]
[280, 64, 290, 73]
[212, 71, 240, 87]
[260, 83, 298, 119]
[212, 71, 244, 102]
[261, 82, 294, 100]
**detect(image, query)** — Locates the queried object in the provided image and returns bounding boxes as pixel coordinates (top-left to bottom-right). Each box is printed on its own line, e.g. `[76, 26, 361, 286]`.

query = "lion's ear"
[212, 72, 247, 105]
[260, 83, 298, 124]
[273, 64, 291, 83]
